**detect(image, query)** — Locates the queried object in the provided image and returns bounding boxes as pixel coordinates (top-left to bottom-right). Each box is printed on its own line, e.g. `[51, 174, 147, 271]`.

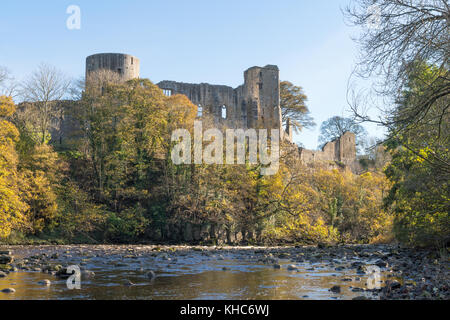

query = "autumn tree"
[20, 63, 71, 144]
[280, 81, 315, 133]
[345, 0, 449, 246]
[384, 63, 449, 247]
[0, 96, 27, 238]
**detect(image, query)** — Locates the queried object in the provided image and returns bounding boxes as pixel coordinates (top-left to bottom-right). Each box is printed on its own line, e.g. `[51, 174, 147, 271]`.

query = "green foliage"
[280, 81, 315, 132]
[384, 62, 449, 248]
[1, 77, 396, 246]
[103, 206, 150, 243]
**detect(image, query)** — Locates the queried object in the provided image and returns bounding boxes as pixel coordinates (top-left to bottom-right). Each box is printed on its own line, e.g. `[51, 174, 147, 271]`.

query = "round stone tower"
[86, 53, 140, 82]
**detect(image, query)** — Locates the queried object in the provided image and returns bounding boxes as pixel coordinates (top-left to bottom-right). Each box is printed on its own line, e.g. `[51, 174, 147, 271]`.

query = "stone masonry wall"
[298, 131, 358, 171]
[86, 53, 140, 83]
[157, 65, 284, 136]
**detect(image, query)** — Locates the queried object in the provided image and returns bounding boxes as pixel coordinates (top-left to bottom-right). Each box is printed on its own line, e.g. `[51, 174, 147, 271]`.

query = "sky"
[0, 0, 386, 150]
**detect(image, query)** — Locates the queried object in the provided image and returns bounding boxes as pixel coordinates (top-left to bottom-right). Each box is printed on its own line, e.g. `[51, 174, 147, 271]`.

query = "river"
[0, 244, 445, 300]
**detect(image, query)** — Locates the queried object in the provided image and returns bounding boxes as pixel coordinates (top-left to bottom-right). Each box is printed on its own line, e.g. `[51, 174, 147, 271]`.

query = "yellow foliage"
[0, 96, 15, 117]
[0, 97, 27, 238]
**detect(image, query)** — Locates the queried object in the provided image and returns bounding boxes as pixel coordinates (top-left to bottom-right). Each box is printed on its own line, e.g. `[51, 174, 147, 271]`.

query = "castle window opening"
[198, 105, 203, 118]
[221, 105, 227, 119]
[163, 89, 172, 97]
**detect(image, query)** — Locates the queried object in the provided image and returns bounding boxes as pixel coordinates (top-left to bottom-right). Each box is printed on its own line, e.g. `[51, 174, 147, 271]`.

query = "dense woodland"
[0, 0, 448, 248]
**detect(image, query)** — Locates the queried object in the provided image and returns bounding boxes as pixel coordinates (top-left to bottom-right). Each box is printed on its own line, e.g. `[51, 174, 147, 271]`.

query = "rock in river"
[38, 280, 51, 286]
[124, 280, 135, 287]
[0, 255, 13, 264]
[357, 265, 369, 275]
[287, 265, 298, 271]
[375, 260, 389, 268]
[1, 288, 15, 294]
[82, 270, 95, 278]
[352, 296, 369, 300]
[330, 285, 341, 293]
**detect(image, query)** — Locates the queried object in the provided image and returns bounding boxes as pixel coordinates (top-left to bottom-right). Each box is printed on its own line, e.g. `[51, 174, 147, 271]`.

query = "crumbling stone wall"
[298, 131, 358, 171]
[158, 65, 284, 136]
[57, 54, 360, 172]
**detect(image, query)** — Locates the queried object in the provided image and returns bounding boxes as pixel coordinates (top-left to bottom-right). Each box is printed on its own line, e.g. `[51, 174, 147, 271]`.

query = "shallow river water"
[0, 245, 399, 300]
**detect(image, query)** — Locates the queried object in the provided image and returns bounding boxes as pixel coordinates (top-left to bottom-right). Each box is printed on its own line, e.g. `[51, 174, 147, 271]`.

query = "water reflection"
[0, 246, 390, 300]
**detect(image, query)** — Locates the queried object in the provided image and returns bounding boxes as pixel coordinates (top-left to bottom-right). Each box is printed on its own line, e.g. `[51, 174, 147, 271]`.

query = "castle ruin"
[61, 53, 358, 171]
[298, 131, 357, 168]
[158, 65, 284, 136]
[86, 53, 140, 82]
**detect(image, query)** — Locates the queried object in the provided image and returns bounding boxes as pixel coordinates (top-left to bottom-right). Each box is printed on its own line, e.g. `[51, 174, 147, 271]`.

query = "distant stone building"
[158, 65, 285, 137]
[83, 53, 290, 141]
[298, 131, 358, 170]
[86, 53, 140, 82]
[54, 53, 361, 172]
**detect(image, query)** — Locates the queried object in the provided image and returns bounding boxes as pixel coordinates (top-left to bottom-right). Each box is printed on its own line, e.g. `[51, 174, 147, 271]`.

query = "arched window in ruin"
[221, 105, 227, 119]
[197, 104, 203, 118]
[162, 89, 172, 97]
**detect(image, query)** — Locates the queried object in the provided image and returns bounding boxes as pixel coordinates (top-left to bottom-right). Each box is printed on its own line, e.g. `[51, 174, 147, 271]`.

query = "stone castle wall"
[157, 65, 283, 135]
[86, 53, 140, 83]
[54, 53, 359, 171]
[298, 131, 358, 171]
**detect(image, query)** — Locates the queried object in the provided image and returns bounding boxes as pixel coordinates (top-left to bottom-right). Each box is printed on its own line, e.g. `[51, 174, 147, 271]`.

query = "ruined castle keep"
[59, 53, 358, 171]
[86, 53, 140, 82]
[158, 65, 283, 135]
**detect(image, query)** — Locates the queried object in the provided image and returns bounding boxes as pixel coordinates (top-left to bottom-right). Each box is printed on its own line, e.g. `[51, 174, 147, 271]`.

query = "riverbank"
[0, 244, 448, 300]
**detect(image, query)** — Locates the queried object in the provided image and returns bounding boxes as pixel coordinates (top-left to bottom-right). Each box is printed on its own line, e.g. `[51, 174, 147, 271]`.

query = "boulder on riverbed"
[287, 265, 298, 271]
[82, 270, 95, 278]
[329, 285, 341, 293]
[38, 280, 51, 286]
[56, 267, 76, 279]
[352, 296, 369, 300]
[1, 288, 15, 294]
[357, 265, 370, 275]
[0, 255, 13, 264]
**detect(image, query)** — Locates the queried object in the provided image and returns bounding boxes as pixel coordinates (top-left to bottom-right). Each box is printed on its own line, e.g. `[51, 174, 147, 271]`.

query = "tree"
[280, 81, 315, 133]
[20, 63, 71, 144]
[318, 116, 367, 152]
[344, 0, 449, 163]
[344, 0, 448, 91]
[0, 67, 8, 86]
[71, 69, 123, 100]
[0, 96, 27, 238]
[0, 67, 18, 97]
[384, 63, 449, 247]
[344, 1, 449, 246]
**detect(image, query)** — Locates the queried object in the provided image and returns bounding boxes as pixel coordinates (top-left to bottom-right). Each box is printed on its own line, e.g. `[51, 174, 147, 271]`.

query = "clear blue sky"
[0, 0, 385, 149]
